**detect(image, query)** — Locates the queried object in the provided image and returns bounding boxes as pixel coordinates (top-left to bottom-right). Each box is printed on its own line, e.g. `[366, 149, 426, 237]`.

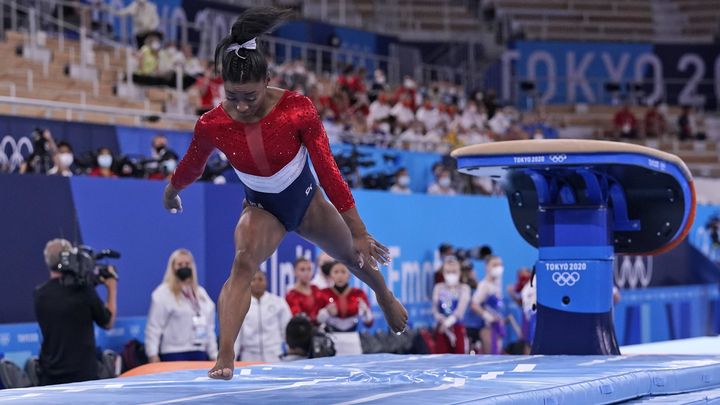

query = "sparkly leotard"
[171, 90, 355, 230]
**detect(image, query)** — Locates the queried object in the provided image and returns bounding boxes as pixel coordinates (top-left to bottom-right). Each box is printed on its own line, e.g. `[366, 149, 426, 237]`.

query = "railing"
[0, 95, 196, 126]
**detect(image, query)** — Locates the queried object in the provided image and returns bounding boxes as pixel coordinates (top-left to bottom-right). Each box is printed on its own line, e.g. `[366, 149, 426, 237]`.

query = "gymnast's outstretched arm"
[163, 121, 214, 212]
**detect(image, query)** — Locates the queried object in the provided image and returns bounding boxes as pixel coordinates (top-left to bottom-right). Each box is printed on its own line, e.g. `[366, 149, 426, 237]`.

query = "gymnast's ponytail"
[214, 7, 293, 83]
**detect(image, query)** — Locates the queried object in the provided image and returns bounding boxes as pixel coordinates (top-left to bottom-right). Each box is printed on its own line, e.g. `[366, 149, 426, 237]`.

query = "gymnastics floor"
[1, 354, 719, 404]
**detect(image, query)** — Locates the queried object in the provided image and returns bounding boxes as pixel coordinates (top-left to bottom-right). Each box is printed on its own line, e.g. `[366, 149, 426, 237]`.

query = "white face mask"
[444, 273, 460, 286]
[398, 175, 410, 187]
[439, 177, 451, 188]
[490, 265, 504, 279]
[58, 152, 74, 168]
[97, 155, 112, 168]
[151, 41, 161, 51]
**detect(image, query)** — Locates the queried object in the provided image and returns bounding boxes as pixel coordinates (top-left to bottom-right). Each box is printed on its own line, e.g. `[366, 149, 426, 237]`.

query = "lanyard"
[181, 287, 201, 315]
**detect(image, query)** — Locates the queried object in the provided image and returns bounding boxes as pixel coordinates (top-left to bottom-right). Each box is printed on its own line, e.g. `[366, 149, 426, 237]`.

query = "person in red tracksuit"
[285, 258, 324, 324]
[318, 261, 373, 355]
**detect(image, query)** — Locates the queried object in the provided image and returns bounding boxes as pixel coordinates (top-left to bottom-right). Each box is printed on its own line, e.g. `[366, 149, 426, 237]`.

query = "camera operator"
[19, 128, 57, 175]
[33, 239, 117, 386]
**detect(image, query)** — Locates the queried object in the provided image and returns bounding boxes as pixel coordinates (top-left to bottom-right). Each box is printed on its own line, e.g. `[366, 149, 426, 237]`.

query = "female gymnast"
[163, 7, 408, 380]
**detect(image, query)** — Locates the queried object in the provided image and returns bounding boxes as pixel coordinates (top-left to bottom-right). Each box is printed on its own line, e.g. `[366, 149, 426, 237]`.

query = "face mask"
[444, 273, 460, 286]
[398, 175, 410, 187]
[334, 283, 348, 294]
[58, 152, 74, 168]
[97, 155, 112, 168]
[151, 41, 161, 51]
[163, 159, 177, 173]
[439, 177, 451, 188]
[403, 78, 415, 88]
[154, 144, 166, 153]
[176, 267, 192, 281]
[490, 265, 504, 279]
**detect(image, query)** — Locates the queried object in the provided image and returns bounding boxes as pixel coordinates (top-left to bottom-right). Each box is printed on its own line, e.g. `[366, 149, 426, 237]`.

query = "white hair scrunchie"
[225, 38, 257, 59]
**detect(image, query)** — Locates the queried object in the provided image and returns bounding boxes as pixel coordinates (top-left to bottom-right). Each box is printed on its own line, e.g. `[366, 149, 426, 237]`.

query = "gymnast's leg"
[297, 193, 408, 333]
[209, 205, 286, 380]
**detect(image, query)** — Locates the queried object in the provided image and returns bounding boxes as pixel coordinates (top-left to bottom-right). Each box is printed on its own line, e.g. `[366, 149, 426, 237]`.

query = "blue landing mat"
[1, 354, 720, 404]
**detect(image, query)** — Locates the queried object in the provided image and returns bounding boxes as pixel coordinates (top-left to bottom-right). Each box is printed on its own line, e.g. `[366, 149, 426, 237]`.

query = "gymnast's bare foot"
[208, 352, 234, 380]
[377, 291, 408, 334]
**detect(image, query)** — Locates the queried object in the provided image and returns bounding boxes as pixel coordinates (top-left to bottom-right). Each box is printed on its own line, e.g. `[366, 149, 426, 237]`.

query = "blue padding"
[1, 354, 719, 404]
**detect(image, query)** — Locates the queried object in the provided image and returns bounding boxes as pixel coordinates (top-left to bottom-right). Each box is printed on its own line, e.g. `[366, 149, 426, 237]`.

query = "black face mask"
[334, 283, 348, 294]
[176, 267, 192, 281]
[154, 145, 166, 154]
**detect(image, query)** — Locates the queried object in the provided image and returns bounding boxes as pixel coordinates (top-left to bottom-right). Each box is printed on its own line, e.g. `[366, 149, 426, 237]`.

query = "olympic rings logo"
[0, 135, 33, 172]
[552, 271, 580, 286]
[549, 154, 567, 163]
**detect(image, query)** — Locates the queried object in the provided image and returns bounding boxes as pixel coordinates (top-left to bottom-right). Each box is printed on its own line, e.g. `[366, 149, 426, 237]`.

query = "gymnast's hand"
[163, 184, 183, 213]
[353, 233, 390, 271]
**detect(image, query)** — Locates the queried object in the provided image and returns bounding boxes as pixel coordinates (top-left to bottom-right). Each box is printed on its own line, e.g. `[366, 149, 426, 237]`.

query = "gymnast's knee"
[230, 250, 259, 280]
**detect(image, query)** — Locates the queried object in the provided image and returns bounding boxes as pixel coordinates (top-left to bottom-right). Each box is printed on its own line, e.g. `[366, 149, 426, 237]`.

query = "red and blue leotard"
[171, 90, 355, 230]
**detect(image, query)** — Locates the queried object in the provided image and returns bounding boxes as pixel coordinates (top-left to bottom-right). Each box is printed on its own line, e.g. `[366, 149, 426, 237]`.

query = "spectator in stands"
[20, 128, 57, 175]
[235, 271, 292, 362]
[471, 255, 506, 354]
[280, 315, 313, 361]
[677, 105, 705, 141]
[394, 76, 418, 111]
[368, 68, 388, 102]
[397, 120, 426, 150]
[286, 258, 324, 324]
[482, 89, 499, 119]
[115, 0, 161, 48]
[147, 135, 178, 180]
[48, 141, 79, 177]
[389, 168, 412, 194]
[311, 252, 335, 289]
[318, 262, 373, 355]
[88, 147, 117, 178]
[488, 106, 512, 138]
[157, 42, 181, 77]
[132, 33, 162, 85]
[459, 100, 487, 131]
[428, 169, 457, 196]
[613, 103, 638, 139]
[181, 44, 205, 77]
[431, 256, 471, 354]
[34, 238, 117, 385]
[390, 93, 416, 133]
[367, 91, 392, 133]
[145, 249, 217, 362]
[194, 62, 224, 115]
[416, 99, 441, 132]
[644, 103, 666, 138]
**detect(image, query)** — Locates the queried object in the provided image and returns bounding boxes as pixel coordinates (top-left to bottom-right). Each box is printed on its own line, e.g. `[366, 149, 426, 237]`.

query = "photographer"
[19, 128, 57, 175]
[33, 239, 117, 386]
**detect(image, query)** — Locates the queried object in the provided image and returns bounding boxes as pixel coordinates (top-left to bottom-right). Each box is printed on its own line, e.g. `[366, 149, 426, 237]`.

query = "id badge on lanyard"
[192, 314, 208, 346]
[183, 288, 207, 346]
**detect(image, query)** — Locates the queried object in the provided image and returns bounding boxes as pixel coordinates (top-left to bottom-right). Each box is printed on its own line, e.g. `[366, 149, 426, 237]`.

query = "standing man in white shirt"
[235, 271, 292, 362]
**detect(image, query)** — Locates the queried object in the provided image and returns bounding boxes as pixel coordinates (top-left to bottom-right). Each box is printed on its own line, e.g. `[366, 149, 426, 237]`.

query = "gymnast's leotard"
[171, 90, 354, 230]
